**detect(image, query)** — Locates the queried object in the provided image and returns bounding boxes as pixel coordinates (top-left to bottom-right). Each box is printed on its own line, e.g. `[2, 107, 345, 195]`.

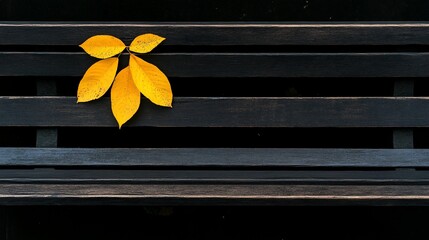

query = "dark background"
[2, 0, 429, 239]
[1, 0, 429, 21]
[2, 206, 429, 239]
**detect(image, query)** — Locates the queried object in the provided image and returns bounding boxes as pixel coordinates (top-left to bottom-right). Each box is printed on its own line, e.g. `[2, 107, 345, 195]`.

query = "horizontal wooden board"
[1, 148, 429, 167]
[0, 168, 427, 184]
[1, 97, 429, 127]
[1, 52, 429, 77]
[1, 183, 429, 206]
[1, 23, 429, 46]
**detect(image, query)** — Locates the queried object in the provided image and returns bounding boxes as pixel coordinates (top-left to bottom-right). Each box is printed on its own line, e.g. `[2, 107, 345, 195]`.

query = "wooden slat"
[1, 23, 429, 46]
[1, 148, 429, 167]
[36, 129, 57, 148]
[1, 52, 429, 77]
[1, 183, 429, 206]
[1, 97, 429, 127]
[1, 169, 429, 184]
[393, 129, 414, 149]
[36, 79, 58, 148]
[393, 79, 414, 149]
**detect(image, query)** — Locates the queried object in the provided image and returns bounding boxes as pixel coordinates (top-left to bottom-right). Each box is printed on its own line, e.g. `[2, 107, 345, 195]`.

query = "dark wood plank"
[1, 183, 429, 206]
[36, 79, 57, 96]
[36, 79, 58, 148]
[1, 97, 429, 127]
[36, 129, 57, 148]
[393, 79, 414, 149]
[2, 52, 429, 77]
[2, 23, 429, 46]
[394, 79, 414, 97]
[1, 168, 429, 184]
[1, 148, 429, 167]
[393, 129, 414, 149]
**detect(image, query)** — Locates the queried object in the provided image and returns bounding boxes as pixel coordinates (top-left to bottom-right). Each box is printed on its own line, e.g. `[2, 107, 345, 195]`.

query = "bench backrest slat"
[2, 23, 429, 46]
[1, 97, 429, 127]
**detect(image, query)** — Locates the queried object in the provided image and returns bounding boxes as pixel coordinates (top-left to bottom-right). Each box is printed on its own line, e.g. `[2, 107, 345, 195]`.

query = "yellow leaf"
[111, 67, 141, 128]
[129, 34, 165, 53]
[80, 35, 126, 59]
[129, 54, 173, 107]
[77, 58, 119, 102]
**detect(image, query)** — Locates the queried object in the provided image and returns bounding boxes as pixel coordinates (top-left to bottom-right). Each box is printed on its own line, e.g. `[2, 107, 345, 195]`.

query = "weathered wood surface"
[0, 148, 428, 167]
[1, 52, 429, 77]
[1, 184, 429, 206]
[0, 21, 426, 206]
[1, 23, 429, 46]
[1, 97, 429, 127]
[36, 79, 58, 148]
[393, 79, 414, 148]
[0, 168, 427, 184]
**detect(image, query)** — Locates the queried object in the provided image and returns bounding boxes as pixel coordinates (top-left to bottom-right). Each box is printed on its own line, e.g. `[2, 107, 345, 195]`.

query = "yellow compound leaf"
[80, 35, 126, 59]
[129, 54, 172, 107]
[129, 34, 166, 53]
[111, 67, 141, 128]
[77, 58, 119, 103]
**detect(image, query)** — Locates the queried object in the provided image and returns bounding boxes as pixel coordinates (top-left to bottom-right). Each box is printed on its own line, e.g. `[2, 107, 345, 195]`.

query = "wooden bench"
[1, 22, 429, 206]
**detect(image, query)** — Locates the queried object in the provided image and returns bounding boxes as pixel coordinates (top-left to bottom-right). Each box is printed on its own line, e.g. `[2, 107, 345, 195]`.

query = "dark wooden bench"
[1, 22, 429, 206]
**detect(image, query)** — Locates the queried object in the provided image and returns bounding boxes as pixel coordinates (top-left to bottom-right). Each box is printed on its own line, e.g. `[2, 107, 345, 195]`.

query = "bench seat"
[0, 22, 428, 205]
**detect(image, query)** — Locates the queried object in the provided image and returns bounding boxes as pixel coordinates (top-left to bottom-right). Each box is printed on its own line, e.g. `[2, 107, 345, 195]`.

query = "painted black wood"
[393, 130, 414, 149]
[1, 97, 429, 127]
[394, 79, 414, 97]
[1, 183, 429, 206]
[36, 79, 58, 148]
[1, 148, 429, 168]
[1, 168, 429, 184]
[2, 23, 429, 46]
[1, 52, 429, 77]
[36, 80, 57, 96]
[393, 79, 414, 149]
[35, 129, 57, 148]
[2, 21, 429, 207]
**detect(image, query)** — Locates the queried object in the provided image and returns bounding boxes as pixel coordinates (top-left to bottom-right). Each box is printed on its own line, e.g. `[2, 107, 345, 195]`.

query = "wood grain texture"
[1, 52, 429, 77]
[36, 79, 58, 148]
[1, 23, 429, 46]
[2, 21, 429, 208]
[0, 168, 427, 184]
[1, 97, 429, 127]
[2, 183, 429, 206]
[393, 79, 414, 149]
[1, 148, 429, 167]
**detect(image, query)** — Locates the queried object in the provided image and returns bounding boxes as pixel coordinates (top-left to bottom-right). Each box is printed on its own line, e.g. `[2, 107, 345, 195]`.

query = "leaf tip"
[156, 102, 173, 108]
[77, 98, 90, 103]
